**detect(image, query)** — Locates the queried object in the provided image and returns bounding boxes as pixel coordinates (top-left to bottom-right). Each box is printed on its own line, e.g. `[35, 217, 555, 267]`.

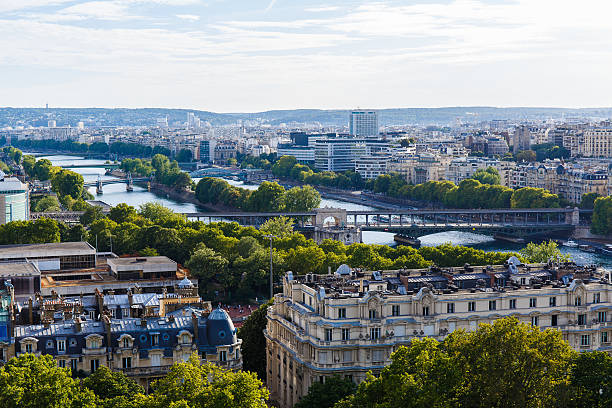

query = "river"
[37, 154, 612, 267]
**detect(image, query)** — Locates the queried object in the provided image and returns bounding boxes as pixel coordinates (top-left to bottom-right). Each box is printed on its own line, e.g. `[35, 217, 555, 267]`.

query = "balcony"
[115, 365, 173, 377]
[82, 347, 106, 355]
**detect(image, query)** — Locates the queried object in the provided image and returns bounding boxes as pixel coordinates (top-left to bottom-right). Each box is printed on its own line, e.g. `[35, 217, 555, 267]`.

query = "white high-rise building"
[349, 110, 378, 137]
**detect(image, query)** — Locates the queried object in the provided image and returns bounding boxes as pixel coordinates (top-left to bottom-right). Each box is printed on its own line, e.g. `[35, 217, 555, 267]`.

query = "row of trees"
[368, 175, 562, 208]
[195, 178, 321, 212]
[592, 195, 612, 235]
[12, 138, 172, 158]
[0, 353, 268, 408]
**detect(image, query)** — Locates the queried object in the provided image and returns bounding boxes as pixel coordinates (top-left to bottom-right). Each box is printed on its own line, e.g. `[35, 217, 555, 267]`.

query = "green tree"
[246, 181, 286, 212]
[237, 300, 273, 381]
[510, 187, 560, 208]
[33, 158, 56, 180]
[580, 192, 600, 209]
[471, 167, 501, 185]
[22, 155, 36, 176]
[51, 169, 84, 199]
[175, 148, 193, 162]
[141, 355, 268, 408]
[283, 185, 321, 212]
[109, 203, 139, 224]
[271, 155, 297, 177]
[138, 247, 159, 256]
[519, 240, 571, 263]
[260, 216, 294, 238]
[285, 245, 326, 274]
[592, 196, 612, 235]
[515, 150, 537, 162]
[186, 244, 229, 285]
[295, 376, 356, 408]
[568, 351, 612, 408]
[33, 195, 61, 212]
[82, 366, 143, 407]
[80, 205, 106, 226]
[0, 354, 96, 408]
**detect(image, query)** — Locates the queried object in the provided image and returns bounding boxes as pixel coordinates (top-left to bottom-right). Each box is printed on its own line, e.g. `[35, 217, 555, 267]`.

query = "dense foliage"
[0, 354, 268, 408]
[367, 176, 561, 208]
[12, 138, 172, 158]
[237, 300, 273, 382]
[335, 317, 592, 408]
[591, 195, 612, 235]
[196, 178, 321, 212]
[296, 376, 357, 408]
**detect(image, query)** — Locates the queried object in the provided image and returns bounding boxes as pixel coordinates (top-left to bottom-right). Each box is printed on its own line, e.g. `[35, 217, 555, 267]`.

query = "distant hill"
[1, 106, 610, 128]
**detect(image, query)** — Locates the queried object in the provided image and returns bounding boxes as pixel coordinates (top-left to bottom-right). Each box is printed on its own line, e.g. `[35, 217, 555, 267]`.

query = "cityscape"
[2, 1, 612, 407]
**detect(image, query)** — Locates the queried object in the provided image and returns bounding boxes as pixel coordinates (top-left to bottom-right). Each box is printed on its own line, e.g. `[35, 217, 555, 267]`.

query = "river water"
[38, 154, 611, 267]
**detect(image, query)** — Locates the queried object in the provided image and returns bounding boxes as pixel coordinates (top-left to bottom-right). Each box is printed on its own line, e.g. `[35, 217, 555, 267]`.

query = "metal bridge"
[83, 177, 150, 188]
[190, 167, 245, 179]
[184, 207, 584, 239]
[31, 207, 587, 239]
[61, 163, 120, 170]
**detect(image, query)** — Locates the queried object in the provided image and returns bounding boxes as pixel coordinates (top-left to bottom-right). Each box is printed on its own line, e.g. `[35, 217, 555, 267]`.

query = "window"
[575, 296, 582, 306]
[341, 328, 350, 341]
[509, 299, 517, 309]
[372, 350, 384, 362]
[422, 306, 430, 316]
[89, 310, 96, 320]
[122, 357, 132, 369]
[338, 308, 346, 319]
[581, 334, 590, 346]
[70, 359, 78, 370]
[578, 314, 586, 325]
[318, 352, 328, 363]
[151, 354, 161, 367]
[368, 309, 377, 319]
[57, 339, 65, 353]
[152, 333, 159, 346]
[531, 316, 539, 326]
[447, 303, 455, 313]
[599, 312, 607, 323]
[343, 350, 352, 362]
[489, 300, 496, 311]
[551, 315, 558, 327]
[182, 334, 190, 344]
[0, 349, 3, 362]
[593, 293, 601, 304]
[392, 305, 400, 316]
[370, 328, 381, 340]
[219, 351, 227, 362]
[25, 343, 33, 353]
[529, 298, 537, 308]
[90, 359, 99, 372]
[89, 339, 100, 349]
[325, 329, 333, 342]
[58, 359, 66, 368]
[122, 338, 130, 348]
[549, 297, 557, 307]
[602, 332, 609, 343]
[468, 302, 476, 312]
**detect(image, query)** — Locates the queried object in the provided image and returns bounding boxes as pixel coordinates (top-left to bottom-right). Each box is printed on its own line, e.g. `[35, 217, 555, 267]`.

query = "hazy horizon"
[2, 1, 612, 111]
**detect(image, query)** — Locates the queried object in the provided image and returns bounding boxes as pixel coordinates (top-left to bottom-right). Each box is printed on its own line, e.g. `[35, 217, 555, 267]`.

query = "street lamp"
[263, 234, 278, 300]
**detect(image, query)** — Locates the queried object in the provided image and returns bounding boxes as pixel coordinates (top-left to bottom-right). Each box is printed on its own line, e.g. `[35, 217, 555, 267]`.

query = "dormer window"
[57, 340, 66, 353]
[25, 343, 33, 353]
[575, 296, 582, 306]
[123, 338, 130, 348]
[182, 334, 190, 344]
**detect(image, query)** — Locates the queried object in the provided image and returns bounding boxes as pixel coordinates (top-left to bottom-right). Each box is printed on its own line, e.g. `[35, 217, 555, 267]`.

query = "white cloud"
[265, 0, 277, 12]
[176, 14, 200, 21]
[0, 0, 73, 12]
[305, 6, 340, 13]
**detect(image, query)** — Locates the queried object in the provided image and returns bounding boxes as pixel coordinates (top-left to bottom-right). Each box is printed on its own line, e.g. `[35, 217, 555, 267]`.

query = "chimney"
[191, 312, 199, 343]
[28, 297, 33, 324]
[127, 289, 133, 306]
[140, 317, 147, 328]
[102, 315, 111, 348]
[75, 317, 82, 333]
[95, 289, 103, 320]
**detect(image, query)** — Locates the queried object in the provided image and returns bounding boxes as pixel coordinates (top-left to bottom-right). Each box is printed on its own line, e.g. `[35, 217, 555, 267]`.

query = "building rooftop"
[0, 261, 41, 277]
[0, 242, 95, 260]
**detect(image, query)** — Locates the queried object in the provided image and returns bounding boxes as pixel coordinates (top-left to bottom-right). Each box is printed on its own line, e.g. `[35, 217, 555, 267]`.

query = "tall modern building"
[349, 110, 378, 137]
[0, 171, 29, 225]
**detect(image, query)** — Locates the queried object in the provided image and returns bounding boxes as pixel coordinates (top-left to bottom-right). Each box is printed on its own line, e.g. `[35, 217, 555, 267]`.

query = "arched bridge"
[83, 177, 150, 187]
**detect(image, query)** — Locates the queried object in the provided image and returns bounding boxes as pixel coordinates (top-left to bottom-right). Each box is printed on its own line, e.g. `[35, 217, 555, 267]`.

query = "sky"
[1, 0, 612, 112]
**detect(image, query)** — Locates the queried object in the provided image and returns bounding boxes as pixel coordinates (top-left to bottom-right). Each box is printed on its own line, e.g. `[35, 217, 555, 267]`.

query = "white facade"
[0, 171, 29, 225]
[349, 110, 379, 137]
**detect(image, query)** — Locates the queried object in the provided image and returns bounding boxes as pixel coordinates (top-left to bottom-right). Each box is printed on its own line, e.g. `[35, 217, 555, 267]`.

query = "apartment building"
[445, 157, 500, 185]
[583, 128, 612, 158]
[354, 154, 392, 180]
[266, 261, 611, 407]
[388, 152, 451, 184]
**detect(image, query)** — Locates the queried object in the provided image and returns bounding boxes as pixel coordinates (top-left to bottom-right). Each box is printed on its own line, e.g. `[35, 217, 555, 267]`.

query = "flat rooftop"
[0, 242, 95, 259]
[0, 262, 40, 277]
[107, 256, 177, 273]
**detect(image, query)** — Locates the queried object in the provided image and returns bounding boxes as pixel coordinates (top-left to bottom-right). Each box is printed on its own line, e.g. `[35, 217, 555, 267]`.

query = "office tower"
[0, 171, 29, 224]
[48, 120, 57, 128]
[349, 110, 379, 137]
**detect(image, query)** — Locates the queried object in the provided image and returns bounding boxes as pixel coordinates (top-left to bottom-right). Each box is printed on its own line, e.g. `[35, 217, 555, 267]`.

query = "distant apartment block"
[583, 128, 612, 158]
